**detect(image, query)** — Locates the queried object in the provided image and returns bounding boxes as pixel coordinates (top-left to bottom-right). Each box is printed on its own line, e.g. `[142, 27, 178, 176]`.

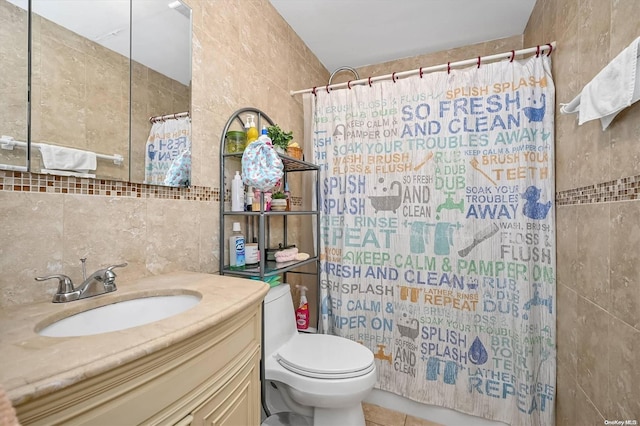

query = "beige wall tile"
[576, 297, 610, 413]
[576, 203, 610, 309]
[556, 205, 577, 290]
[557, 284, 578, 373]
[607, 316, 640, 420]
[575, 385, 605, 426]
[555, 363, 576, 426]
[610, 201, 640, 329]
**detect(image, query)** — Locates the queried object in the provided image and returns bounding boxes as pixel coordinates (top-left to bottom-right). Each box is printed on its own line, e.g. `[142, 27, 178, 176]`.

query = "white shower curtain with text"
[311, 55, 555, 425]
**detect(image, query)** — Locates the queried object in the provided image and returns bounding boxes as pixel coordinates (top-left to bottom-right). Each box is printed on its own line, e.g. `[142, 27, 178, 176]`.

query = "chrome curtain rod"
[149, 111, 190, 123]
[290, 42, 556, 96]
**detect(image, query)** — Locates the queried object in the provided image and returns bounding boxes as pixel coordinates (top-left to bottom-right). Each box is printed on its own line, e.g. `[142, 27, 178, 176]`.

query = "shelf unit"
[218, 107, 320, 300]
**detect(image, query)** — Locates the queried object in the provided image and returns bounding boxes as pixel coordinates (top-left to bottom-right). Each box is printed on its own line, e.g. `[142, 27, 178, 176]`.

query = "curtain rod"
[149, 111, 190, 123]
[290, 42, 556, 96]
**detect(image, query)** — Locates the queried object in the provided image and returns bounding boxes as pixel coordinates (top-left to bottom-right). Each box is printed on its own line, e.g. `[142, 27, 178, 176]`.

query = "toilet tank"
[264, 284, 298, 356]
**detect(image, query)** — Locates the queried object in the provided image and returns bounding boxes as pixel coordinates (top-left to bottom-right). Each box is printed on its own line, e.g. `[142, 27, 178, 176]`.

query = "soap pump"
[295, 285, 309, 330]
[246, 114, 258, 144]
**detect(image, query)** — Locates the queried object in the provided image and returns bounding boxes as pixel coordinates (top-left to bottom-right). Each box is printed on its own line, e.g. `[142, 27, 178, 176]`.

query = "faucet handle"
[106, 262, 128, 272]
[35, 274, 75, 294]
[102, 263, 128, 286]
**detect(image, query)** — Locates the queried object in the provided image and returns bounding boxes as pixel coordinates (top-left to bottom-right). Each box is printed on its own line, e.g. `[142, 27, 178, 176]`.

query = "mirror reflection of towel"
[561, 36, 640, 130]
[39, 143, 97, 172]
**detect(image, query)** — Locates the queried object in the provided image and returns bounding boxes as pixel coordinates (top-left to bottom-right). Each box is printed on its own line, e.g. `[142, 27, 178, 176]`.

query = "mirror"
[0, 0, 192, 186]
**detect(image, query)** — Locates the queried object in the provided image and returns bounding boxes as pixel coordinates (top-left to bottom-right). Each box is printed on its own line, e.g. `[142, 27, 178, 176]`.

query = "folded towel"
[561, 36, 640, 130]
[39, 143, 97, 172]
[0, 385, 20, 426]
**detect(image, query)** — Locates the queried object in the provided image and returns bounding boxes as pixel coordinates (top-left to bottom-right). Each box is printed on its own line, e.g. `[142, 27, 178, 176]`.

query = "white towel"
[38, 143, 97, 173]
[561, 36, 640, 130]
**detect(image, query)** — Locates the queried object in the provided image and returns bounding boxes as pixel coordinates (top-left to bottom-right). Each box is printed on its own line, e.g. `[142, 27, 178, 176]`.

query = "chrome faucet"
[35, 261, 128, 303]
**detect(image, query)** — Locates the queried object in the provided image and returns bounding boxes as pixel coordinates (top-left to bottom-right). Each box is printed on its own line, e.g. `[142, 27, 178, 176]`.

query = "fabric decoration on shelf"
[241, 139, 283, 191]
[561, 36, 640, 130]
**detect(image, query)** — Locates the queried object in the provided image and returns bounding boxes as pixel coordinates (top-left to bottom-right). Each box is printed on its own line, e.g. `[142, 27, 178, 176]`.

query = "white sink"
[37, 294, 201, 337]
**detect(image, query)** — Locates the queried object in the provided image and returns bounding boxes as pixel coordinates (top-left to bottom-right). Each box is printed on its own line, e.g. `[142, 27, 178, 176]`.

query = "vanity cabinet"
[15, 302, 262, 426]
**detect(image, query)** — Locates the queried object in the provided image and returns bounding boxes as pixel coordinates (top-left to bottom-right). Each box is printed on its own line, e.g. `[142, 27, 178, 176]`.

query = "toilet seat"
[275, 334, 375, 379]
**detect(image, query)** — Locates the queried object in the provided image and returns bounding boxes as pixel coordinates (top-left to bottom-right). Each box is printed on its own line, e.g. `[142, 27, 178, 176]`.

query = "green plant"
[272, 191, 287, 199]
[267, 124, 293, 150]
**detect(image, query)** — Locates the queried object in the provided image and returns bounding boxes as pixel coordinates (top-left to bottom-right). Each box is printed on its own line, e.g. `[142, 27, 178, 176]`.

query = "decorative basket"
[287, 146, 303, 160]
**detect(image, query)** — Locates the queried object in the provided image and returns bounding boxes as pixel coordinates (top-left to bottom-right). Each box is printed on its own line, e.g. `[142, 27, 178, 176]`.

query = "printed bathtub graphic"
[523, 93, 546, 122]
[521, 186, 552, 220]
[397, 312, 420, 340]
[369, 178, 402, 213]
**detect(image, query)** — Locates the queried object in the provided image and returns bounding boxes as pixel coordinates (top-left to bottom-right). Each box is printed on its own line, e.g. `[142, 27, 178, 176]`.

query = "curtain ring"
[368, 76, 372, 87]
[392, 72, 397, 83]
[326, 84, 330, 93]
[312, 86, 317, 96]
[536, 45, 540, 57]
[447, 62, 451, 74]
[546, 43, 553, 56]
[347, 80, 352, 89]
[510, 50, 515, 62]
[477, 56, 481, 68]
[419, 67, 423, 78]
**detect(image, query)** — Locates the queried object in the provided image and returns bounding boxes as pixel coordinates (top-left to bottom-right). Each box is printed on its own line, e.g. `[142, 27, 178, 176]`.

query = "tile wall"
[0, 0, 328, 307]
[524, 0, 640, 424]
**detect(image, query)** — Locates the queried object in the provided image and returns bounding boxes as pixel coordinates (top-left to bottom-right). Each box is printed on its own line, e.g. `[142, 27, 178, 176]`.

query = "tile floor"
[363, 403, 444, 426]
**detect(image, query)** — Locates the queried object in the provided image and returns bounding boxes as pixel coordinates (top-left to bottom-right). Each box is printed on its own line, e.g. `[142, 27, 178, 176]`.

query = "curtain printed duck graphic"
[523, 93, 546, 122]
[521, 185, 552, 220]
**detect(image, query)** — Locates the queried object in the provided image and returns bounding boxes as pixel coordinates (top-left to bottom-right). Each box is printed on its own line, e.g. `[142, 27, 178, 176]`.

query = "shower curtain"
[310, 55, 555, 425]
[145, 116, 191, 186]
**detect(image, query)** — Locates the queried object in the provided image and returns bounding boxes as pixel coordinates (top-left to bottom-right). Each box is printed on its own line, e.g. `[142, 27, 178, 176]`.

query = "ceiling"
[269, 0, 538, 72]
[8, 0, 191, 85]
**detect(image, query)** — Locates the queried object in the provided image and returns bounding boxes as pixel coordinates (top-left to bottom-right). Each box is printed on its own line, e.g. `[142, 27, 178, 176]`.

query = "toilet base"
[313, 404, 365, 426]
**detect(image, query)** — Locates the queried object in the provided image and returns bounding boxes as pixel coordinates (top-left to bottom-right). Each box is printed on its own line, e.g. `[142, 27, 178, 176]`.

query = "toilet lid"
[275, 334, 375, 379]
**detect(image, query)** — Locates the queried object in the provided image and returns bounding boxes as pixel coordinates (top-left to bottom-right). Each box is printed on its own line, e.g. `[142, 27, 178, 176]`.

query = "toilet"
[263, 284, 377, 426]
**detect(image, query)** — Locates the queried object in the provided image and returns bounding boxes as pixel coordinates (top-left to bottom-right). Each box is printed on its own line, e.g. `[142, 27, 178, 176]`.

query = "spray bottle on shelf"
[231, 171, 244, 212]
[295, 285, 309, 330]
[229, 222, 245, 270]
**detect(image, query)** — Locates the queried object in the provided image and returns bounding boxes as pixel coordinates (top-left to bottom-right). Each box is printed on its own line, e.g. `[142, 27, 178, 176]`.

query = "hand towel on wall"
[38, 143, 97, 173]
[561, 36, 640, 130]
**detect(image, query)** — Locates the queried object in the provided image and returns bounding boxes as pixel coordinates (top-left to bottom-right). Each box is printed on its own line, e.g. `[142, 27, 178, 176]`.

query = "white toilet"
[263, 284, 377, 426]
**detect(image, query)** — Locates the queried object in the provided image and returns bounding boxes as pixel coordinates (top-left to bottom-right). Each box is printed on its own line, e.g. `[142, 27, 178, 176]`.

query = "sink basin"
[37, 294, 201, 337]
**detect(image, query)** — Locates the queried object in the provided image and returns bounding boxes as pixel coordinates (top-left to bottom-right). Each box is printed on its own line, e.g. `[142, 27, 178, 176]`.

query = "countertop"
[0, 271, 270, 406]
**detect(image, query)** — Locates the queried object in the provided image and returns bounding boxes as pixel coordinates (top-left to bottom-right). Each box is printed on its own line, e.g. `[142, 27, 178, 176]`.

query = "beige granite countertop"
[0, 271, 269, 406]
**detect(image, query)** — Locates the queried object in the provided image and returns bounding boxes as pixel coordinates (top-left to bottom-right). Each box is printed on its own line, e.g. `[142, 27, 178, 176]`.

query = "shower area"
[302, 46, 556, 426]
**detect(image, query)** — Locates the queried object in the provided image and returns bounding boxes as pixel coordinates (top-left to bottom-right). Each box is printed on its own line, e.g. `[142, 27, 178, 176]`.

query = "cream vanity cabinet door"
[187, 351, 260, 425]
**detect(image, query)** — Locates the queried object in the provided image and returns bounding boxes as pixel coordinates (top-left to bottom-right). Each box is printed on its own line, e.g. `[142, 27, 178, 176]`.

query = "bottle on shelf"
[229, 222, 245, 270]
[246, 114, 259, 144]
[284, 182, 291, 211]
[231, 171, 244, 212]
[245, 185, 253, 211]
[252, 188, 261, 212]
[295, 285, 309, 330]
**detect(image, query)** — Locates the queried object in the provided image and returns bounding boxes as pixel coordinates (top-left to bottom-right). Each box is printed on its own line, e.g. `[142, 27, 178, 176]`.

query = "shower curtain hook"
[447, 62, 451, 74]
[546, 43, 553, 56]
[536, 45, 540, 57]
[510, 50, 515, 62]
[368, 77, 372, 87]
[325, 84, 330, 93]
[392, 72, 397, 83]
[477, 56, 481, 68]
[419, 67, 423, 78]
[347, 80, 352, 89]
[312, 86, 317, 97]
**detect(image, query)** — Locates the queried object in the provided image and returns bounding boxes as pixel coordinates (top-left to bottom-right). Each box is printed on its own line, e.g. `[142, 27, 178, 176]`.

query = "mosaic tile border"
[556, 175, 640, 205]
[0, 171, 217, 201]
[0, 171, 304, 206]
